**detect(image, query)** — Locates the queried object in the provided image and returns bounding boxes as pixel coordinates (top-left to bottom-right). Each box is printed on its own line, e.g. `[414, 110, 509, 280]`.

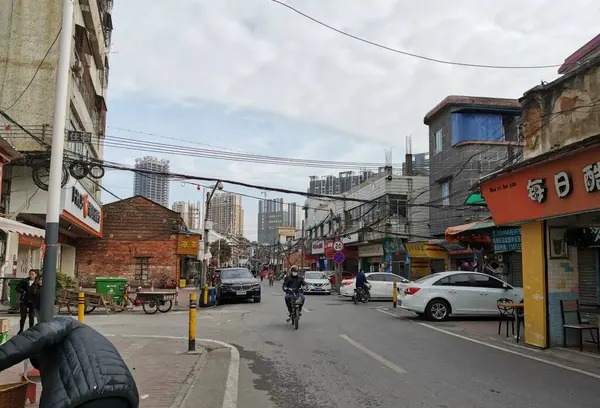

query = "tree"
[210, 239, 232, 265]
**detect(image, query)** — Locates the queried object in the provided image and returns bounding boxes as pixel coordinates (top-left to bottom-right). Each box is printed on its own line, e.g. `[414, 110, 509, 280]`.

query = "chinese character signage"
[492, 228, 521, 252]
[177, 234, 201, 256]
[481, 144, 600, 225]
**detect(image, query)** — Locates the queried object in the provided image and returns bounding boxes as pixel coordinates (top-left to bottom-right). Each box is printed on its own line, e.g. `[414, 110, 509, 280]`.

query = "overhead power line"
[2, 29, 61, 111]
[271, 0, 562, 70]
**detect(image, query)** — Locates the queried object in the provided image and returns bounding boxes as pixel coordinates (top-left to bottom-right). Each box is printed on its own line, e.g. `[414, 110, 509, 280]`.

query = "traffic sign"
[333, 251, 345, 264]
[333, 241, 344, 252]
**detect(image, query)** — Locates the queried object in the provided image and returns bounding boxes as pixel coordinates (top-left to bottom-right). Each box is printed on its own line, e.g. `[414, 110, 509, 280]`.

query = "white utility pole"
[40, 0, 75, 322]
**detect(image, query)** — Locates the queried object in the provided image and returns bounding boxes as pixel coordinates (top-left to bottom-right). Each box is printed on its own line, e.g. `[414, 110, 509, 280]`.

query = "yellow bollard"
[78, 291, 85, 322]
[188, 293, 197, 352]
[203, 284, 209, 306]
[392, 281, 397, 309]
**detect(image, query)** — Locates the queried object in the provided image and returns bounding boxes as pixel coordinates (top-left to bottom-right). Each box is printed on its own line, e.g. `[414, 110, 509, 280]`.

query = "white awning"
[0, 217, 45, 238]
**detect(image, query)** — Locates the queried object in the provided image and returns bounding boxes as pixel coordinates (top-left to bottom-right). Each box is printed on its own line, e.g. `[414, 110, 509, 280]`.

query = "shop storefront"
[311, 240, 325, 270]
[405, 242, 448, 279]
[481, 142, 600, 348]
[382, 238, 406, 277]
[358, 243, 384, 272]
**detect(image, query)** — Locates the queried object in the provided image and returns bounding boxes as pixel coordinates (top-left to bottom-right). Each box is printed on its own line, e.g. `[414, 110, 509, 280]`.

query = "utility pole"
[300, 219, 305, 270]
[40, 0, 75, 322]
[201, 181, 223, 292]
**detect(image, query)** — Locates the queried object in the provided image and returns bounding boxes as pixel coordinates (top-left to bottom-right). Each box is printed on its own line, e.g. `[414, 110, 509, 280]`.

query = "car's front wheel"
[254, 296, 261, 303]
[426, 299, 450, 321]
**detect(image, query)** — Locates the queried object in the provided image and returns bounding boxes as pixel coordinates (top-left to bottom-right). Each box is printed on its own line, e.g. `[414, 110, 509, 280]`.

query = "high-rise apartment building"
[257, 198, 298, 244]
[209, 193, 244, 237]
[308, 170, 379, 195]
[133, 157, 170, 207]
[172, 200, 202, 229]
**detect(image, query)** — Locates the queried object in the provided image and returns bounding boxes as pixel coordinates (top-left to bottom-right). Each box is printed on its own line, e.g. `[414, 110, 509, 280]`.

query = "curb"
[107, 334, 239, 408]
[169, 348, 208, 408]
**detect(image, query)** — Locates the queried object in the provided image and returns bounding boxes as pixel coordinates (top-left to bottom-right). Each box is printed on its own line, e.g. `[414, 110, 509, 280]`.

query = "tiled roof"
[558, 33, 600, 74]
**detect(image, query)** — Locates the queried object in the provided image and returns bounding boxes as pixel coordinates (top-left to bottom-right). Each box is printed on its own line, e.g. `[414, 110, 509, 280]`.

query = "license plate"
[315, 288, 323, 291]
[236, 291, 246, 296]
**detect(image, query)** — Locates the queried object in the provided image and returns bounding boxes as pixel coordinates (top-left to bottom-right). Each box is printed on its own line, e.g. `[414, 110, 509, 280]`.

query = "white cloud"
[109, 0, 599, 154]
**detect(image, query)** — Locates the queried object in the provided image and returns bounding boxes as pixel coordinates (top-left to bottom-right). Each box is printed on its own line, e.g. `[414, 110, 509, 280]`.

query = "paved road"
[59, 283, 600, 408]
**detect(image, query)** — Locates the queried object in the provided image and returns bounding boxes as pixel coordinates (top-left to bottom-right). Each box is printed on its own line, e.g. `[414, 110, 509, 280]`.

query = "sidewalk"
[0, 335, 234, 408]
[380, 306, 600, 377]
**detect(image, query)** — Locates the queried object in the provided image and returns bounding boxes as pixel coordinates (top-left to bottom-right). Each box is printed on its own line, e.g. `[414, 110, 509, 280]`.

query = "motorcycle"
[287, 288, 304, 330]
[353, 283, 371, 304]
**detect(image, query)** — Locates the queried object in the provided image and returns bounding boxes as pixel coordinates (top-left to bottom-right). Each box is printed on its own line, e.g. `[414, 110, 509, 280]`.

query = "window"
[384, 274, 409, 283]
[434, 273, 471, 287]
[441, 182, 450, 206]
[434, 128, 443, 154]
[367, 274, 385, 282]
[471, 274, 506, 289]
[135, 257, 149, 281]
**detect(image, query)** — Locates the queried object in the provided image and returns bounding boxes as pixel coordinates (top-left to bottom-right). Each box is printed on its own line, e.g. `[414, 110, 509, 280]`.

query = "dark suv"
[218, 267, 261, 303]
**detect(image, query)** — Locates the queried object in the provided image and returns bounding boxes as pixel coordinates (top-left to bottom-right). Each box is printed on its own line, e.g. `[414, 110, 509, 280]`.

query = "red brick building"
[76, 196, 198, 287]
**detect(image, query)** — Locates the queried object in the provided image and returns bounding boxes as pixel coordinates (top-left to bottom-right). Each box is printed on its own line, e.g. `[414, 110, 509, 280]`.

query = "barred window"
[135, 257, 149, 281]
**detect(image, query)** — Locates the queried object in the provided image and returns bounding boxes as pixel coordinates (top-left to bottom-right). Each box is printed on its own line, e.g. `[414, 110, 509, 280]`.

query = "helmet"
[290, 266, 299, 276]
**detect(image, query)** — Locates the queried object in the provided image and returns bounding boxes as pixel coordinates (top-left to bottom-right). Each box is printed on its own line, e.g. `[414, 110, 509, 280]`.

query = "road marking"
[107, 334, 240, 408]
[339, 334, 407, 374]
[376, 308, 402, 318]
[417, 323, 600, 380]
[303, 308, 311, 313]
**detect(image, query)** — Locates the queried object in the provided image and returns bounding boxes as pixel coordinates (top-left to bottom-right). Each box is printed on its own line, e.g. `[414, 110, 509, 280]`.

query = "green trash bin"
[8, 278, 21, 310]
[95, 277, 128, 303]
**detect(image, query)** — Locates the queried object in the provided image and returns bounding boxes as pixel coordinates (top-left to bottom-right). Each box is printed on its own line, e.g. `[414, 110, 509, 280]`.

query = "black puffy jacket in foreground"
[0, 317, 139, 408]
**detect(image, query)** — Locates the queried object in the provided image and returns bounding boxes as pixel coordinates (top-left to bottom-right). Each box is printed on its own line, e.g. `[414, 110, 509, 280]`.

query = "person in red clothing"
[259, 268, 266, 282]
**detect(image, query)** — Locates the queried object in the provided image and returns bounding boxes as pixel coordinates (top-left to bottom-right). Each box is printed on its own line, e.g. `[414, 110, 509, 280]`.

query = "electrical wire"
[2, 29, 61, 111]
[271, 0, 562, 70]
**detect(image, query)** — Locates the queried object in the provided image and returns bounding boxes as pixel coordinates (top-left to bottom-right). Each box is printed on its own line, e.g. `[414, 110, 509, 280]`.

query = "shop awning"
[445, 218, 496, 237]
[464, 192, 487, 206]
[0, 217, 45, 238]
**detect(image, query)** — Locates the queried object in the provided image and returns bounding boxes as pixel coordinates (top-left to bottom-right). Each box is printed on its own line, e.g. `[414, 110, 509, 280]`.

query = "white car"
[340, 272, 410, 300]
[303, 271, 332, 294]
[400, 271, 524, 321]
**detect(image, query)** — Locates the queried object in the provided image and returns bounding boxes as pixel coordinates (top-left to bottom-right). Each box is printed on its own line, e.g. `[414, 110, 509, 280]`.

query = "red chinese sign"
[482, 144, 600, 225]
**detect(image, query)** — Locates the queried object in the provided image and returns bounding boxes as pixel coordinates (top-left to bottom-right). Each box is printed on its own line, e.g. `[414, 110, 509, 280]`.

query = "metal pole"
[40, 0, 74, 322]
[188, 293, 197, 352]
[300, 219, 305, 270]
[201, 191, 210, 292]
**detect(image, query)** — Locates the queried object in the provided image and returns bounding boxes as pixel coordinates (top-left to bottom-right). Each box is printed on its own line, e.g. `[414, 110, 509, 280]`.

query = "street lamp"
[201, 181, 223, 294]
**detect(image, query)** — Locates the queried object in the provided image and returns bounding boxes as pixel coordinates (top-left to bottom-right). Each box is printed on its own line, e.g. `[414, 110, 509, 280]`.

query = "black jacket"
[283, 275, 306, 292]
[0, 318, 139, 408]
[16, 278, 35, 303]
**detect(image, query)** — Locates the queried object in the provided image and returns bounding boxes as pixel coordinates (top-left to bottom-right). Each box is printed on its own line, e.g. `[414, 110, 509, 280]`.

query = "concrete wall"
[521, 60, 600, 160]
[427, 107, 520, 236]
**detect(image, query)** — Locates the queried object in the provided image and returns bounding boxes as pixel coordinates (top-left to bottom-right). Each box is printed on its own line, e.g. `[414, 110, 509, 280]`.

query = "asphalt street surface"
[79, 283, 600, 408]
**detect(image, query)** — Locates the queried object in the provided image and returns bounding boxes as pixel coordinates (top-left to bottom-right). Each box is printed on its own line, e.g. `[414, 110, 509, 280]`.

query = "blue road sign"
[333, 251, 345, 264]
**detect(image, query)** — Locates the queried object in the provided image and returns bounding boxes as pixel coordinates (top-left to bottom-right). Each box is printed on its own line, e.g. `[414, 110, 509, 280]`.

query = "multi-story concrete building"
[308, 170, 380, 195]
[401, 153, 430, 176]
[0, 0, 114, 279]
[305, 170, 430, 276]
[172, 200, 202, 230]
[209, 192, 244, 237]
[257, 198, 298, 244]
[424, 95, 522, 237]
[133, 156, 170, 207]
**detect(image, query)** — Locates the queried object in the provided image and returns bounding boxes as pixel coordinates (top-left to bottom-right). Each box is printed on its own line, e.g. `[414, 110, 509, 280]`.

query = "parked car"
[329, 271, 357, 287]
[399, 271, 524, 321]
[340, 272, 410, 300]
[217, 268, 261, 303]
[303, 271, 332, 294]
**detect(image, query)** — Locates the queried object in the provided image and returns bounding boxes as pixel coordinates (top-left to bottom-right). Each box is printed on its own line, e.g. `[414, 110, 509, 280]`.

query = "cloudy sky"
[101, 0, 600, 240]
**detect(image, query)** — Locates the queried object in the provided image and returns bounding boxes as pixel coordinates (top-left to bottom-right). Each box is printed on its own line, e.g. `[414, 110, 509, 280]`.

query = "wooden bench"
[560, 299, 599, 352]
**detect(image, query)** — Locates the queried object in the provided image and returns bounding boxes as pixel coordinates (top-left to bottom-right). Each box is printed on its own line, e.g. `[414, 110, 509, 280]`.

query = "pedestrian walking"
[16, 269, 38, 333]
[268, 270, 274, 286]
[260, 269, 265, 282]
[32, 274, 43, 323]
